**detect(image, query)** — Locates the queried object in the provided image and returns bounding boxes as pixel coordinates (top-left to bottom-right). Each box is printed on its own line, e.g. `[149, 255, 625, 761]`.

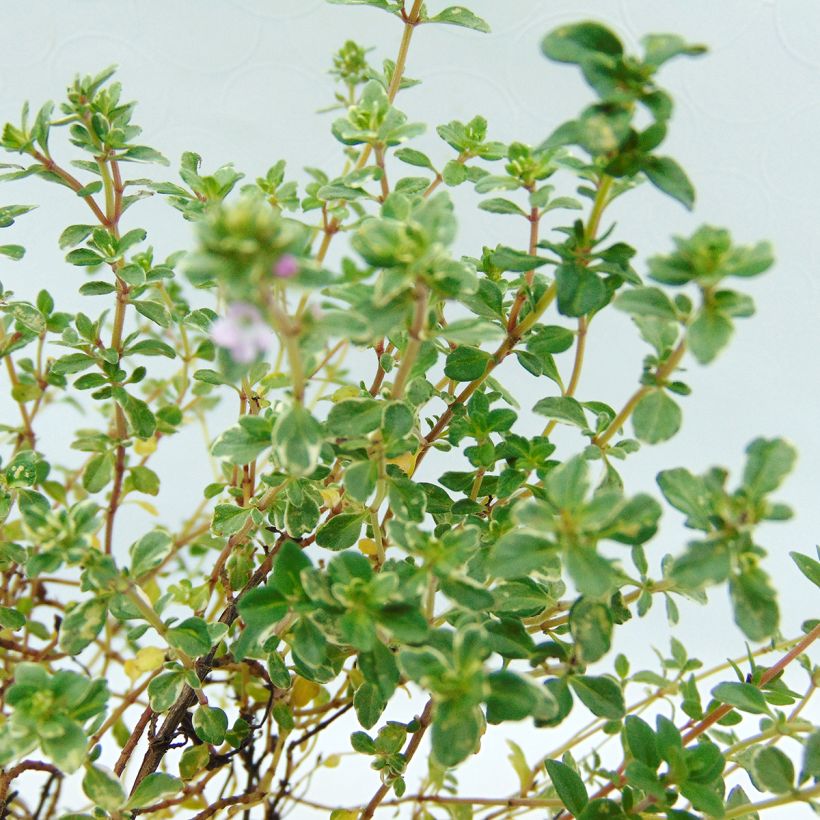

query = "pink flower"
[210, 302, 275, 364]
[274, 254, 299, 278]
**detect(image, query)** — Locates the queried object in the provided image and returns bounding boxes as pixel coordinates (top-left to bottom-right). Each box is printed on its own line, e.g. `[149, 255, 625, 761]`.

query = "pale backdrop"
[1, 1, 818, 816]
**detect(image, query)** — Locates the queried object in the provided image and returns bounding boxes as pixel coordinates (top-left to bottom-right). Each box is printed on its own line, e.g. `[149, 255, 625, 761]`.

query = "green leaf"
[742, 438, 796, 500]
[235, 585, 288, 655]
[59, 224, 94, 249]
[79, 281, 116, 295]
[679, 782, 725, 817]
[801, 730, 820, 782]
[51, 353, 96, 375]
[439, 318, 505, 345]
[730, 568, 779, 641]
[133, 300, 171, 328]
[193, 705, 228, 745]
[125, 772, 183, 810]
[751, 746, 794, 794]
[614, 287, 677, 320]
[126, 339, 177, 358]
[487, 531, 554, 579]
[432, 699, 482, 767]
[632, 389, 681, 444]
[656, 468, 711, 530]
[479, 198, 527, 216]
[0, 243, 25, 260]
[545, 759, 588, 816]
[82, 452, 114, 493]
[394, 147, 434, 169]
[60, 597, 107, 655]
[40, 719, 87, 773]
[688, 307, 733, 364]
[624, 716, 660, 769]
[387, 473, 427, 522]
[0, 606, 25, 630]
[670, 540, 731, 589]
[82, 765, 125, 812]
[643, 156, 695, 210]
[547, 455, 590, 511]
[211, 504, 251, 537]
[326, 398, 383, 437]
[344, 460, 378, 503]
[569, 598, 613, 663]
[130, 530, 173, 578]
[66, 248, 104, 266]
[790, 550, 820, 589]
[569, 675, 625, 719]
[353, 681, 385, 729]
[556, 263, 608, 317]
[315, 513, 366, 551]
[118, 391, 157, 439]
[292, 616, 327, 666]
[212, 417, 273, 465]
[642, 34, 707, 68]
[711, 681, 769, 715]
[426, 6, 490, 33]
[490, 245, 547, 271]
[445, 346, 491, 381]
[167, 616, 212, 656]
[148, 669, 186, 712]
[541, 21, 623, 64]
[533, 396, 588, 429]
[272, 405, 323, 477]
[565, 547, 620, 598]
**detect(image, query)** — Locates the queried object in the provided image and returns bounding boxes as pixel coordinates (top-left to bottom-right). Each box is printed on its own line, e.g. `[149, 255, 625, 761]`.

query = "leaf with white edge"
[167, 616, 212, 656]
[790, 550, 820, 589]
[426, 6, 490, 33]
[272, 405, 323, 477]
[193, 705, 229, 745]
[569, 597, 613, 663]
[130, 530, 173, 578]
[711, 681, 769, 714]
[751, 747, 794, 794]
[533, 396, 588, 429]
[125, 772, 184, 810]
[742, 437, 796, 500]
[60, 597, 108, 655]
[82, 765, 125, 812]
[632, 389, 681, 444]
[614, 287, 677, 320]
[479, 198, 527, 216]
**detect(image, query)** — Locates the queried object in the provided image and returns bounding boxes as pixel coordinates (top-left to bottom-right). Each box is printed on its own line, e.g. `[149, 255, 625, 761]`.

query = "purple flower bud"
[210, 302, 275, 364]
[274, 254, 299, 278]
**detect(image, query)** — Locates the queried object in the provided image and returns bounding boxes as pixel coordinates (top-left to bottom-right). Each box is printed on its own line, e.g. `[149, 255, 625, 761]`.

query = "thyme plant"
[0, 3, 818, 819]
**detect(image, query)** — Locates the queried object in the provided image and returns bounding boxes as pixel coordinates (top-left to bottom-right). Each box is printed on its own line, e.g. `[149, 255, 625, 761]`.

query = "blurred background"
[1, 1, 818, 815]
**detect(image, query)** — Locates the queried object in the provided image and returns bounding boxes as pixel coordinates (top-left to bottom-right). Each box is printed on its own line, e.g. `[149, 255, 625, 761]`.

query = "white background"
[1, 1, 818, 817]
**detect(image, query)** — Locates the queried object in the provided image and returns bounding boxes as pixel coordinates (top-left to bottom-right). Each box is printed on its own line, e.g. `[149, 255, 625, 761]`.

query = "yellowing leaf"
[134, 436, 158, 456]
[331, 385, 360, 402]
[291, 676, 320, 707]
[358, 538, 379, 556]
[387, 450, 417, 475]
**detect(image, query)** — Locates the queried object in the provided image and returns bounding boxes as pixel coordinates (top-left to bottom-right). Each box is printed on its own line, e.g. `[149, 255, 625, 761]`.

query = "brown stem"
[114, 705, 153, 776]
[30, 150, 109, 225]
[593, 338, 688, 449]
[361, 699, 433, 819]
[391, 281, 428, 399]
[0, 760, 61, 806]
[506, 205, 541, 331]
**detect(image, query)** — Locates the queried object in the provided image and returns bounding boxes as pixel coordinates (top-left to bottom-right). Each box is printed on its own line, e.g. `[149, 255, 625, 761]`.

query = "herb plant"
[0, 3, 817, 819]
